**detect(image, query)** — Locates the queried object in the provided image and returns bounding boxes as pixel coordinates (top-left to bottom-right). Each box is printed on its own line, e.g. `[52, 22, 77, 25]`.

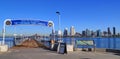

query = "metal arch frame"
[2, 19, 55, 45]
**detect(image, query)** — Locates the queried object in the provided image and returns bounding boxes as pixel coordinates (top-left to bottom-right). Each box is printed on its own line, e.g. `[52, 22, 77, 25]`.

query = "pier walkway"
[0, 48, 120, 59]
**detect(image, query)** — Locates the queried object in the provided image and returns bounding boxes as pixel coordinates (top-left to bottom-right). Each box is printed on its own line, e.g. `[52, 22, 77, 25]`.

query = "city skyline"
[62, 26, 119, 37]
[0, 0, 120, 36]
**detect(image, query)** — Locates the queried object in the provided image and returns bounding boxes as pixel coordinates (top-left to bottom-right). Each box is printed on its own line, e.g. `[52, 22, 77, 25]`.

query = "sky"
[0, 0, 120, 36]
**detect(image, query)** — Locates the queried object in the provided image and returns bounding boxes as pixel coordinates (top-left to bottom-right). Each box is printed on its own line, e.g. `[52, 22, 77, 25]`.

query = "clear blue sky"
[0, 0, 120, 36]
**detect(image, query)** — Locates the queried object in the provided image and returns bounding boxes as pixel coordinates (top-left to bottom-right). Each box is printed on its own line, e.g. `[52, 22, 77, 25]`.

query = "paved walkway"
[0, 48, 120, 59]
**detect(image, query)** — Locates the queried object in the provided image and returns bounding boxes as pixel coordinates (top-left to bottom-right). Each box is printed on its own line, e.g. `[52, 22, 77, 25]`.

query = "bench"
[76, 40, 96, 51]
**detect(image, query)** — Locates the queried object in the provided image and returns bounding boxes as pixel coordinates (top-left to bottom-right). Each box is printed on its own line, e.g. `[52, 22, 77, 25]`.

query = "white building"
[86, 29, 91, 37]
[70, 26, 75, 36]
[58, 30, 62, 36]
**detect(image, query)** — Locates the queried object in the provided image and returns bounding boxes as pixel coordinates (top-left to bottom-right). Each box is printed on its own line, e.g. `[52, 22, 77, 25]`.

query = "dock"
[0, 48, 120, 59]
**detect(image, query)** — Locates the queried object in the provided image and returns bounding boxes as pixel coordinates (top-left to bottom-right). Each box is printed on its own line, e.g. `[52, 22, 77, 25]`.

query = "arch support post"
[2, 20, 6, 45]
[0, 20, 8, 52]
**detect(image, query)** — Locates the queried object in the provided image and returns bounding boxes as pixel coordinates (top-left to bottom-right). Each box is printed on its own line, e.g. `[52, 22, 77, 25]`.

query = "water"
[93, 38, 120, 50]
[62, 38, 120, 50]
[43, 38, 120, 50]
[0, 37, 15, 48]
[0, 37, 120, 50]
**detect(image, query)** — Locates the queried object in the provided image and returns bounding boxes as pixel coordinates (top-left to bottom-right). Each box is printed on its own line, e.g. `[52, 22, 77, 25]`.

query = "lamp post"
[56, 11, 62, 38]
[56, 12, 62, 53]
[56, 11, 60, 30]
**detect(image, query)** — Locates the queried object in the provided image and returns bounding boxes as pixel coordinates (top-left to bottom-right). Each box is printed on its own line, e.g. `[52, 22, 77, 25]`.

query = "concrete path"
[0, 48, 120, 59]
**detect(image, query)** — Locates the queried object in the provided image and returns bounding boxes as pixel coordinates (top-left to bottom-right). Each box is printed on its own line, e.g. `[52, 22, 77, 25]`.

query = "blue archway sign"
[5, 19, 54, 27]
[2, 19, 55, 45]
[11, 20, 48, 26]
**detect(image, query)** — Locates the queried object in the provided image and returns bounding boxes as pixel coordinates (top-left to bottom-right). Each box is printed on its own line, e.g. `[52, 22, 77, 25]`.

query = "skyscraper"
[96, 29, 102, 37]
[82, 31, 86, 37]
[103, 31, 108, 37]
[113, 27, 116, 36]
[70, 26, 75, 36]
[57, 30, 62, 37]
[63, 28, 68, 37]
[108, 27, 111, 37]
[86, 29, 91, 37]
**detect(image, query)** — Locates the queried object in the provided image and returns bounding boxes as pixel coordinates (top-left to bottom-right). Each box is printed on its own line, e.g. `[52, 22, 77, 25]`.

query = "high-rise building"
[113, 27, 116, 36]
[117, 33, 120, 37]
[82, 31, 86, 37]
[103, 31, 108, 37]
[86, 29, 91, 37]
[96, 29, 102, 37]
[63, 28, 68, 37]
[107, 27, 111, 37]
[75, 32, 81, 37]
[55, 30, 62, 37]
[70, 26, 75, 36]
[58, 30, 62, 36]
